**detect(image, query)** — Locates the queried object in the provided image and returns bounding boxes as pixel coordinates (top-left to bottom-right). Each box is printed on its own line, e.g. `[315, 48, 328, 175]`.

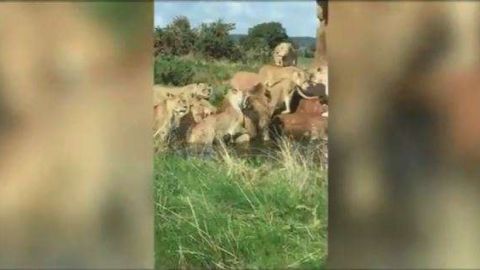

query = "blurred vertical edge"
[328, 2, 480, 269]
[0, 2, 153, 268]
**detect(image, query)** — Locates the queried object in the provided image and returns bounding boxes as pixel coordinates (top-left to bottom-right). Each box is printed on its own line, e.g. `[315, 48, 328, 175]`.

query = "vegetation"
[239, 37, 271, 64]
[154, 16, 325, 269]
[155, 139, 328, 269]
[154, 17, 315, 63]
[154, 16, 195, 56]
[241, 22, 290, 50]
[231, 34, 316, 50]
[194, 20, 240, 61]
[154, 56, 195, 86]
[153, 55, 312, 104]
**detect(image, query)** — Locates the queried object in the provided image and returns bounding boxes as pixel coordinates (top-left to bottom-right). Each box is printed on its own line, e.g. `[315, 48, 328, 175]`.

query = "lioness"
[243, 93, 272, 141]
[273, 42, 297, 67]
[259, 65, 311, 90]
[309, 65, 329, 96]
[230, 71, 272, 141]
[153, 83, 213, 106]
[153, 94, 189, 141]
[190, 98, 217, 123]
[188, 88, 249, 145]
[259, 65, 316, 114]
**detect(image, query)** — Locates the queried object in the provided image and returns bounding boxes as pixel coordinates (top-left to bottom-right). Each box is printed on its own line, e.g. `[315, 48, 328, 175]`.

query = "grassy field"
[187, 56, 312, 83]
[154, 140, 327, 269]
[187, 56, 312, 85]
[154, 56, 326, 269]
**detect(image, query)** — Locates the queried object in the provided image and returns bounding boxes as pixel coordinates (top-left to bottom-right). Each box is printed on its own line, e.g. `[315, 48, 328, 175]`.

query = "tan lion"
[190, 98, 217, 123]
[259, 65, 316, 114]
[273, 42, 297, 67]
[230, 71, 272, 141]
[153, 94, 189, 141]
[243, 94, 272, 141]
[309, 65, 329, 96]
[153, 83, 213, 106]
[188, 88, 249, 145]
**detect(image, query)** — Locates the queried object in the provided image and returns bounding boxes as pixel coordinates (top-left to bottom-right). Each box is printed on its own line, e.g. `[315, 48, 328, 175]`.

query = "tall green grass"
[154, 139, 327, 269]
[189, 56, 313, 85]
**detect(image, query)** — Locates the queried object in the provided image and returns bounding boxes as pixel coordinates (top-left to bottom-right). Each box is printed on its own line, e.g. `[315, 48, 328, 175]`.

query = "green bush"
[242, 22, 289, 50]
[302, 47, 315, 58]
[194, 19, 238, 60]
[210, 84, 229, 106]
[240, 37, 271, 64]
[154, 56, 195, 86]
[154, 16, 196, 56]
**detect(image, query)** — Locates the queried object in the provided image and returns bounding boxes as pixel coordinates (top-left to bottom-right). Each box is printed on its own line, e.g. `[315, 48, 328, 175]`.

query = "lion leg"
[235, 134, 251, 144]
[281, 93, 293, 114]
[153, 122, 167, 139]
[154, 128, 167, 141]
[259, 117, 271, 141]
[235, 126, 248, 135]
[311, 129, 320, 141]
[262, 129, 270, 141]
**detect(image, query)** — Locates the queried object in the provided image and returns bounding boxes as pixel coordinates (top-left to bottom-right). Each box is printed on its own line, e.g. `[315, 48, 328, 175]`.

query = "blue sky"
[154, 1, 317, 37]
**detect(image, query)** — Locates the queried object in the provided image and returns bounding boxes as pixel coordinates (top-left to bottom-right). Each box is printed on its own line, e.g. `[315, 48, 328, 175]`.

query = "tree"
[153, 26, 164, 56]
[154, 16, 195, 56]
[194, 19, 237, 60]
[243, 22, 289, 50]
[239, 37, 271, 64]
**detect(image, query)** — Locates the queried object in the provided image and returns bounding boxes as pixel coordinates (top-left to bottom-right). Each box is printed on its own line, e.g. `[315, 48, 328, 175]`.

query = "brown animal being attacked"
[296, 97, 328, 115]
[274, 98, 328, 140]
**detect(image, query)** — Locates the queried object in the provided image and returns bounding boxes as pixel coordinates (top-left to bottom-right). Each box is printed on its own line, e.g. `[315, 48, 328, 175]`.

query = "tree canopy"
[243, 22, 290, 50]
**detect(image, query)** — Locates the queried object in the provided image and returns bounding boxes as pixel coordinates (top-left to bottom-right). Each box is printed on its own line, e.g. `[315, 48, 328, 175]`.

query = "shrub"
[154, 56, 194, 86]
[240, 37, 271, 64]
[242, 22, 289, 50]
[154, 16, 196, 56]
[302, 47, 315, 58]
[194, 19, 237, 60]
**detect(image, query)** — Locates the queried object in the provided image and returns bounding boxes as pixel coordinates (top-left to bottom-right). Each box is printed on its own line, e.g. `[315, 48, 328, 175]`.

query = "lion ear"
[166, 92, 174, 98]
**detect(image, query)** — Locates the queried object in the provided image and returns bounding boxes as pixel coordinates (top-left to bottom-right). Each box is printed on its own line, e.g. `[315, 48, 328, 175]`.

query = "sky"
[154, 1, 317, 37]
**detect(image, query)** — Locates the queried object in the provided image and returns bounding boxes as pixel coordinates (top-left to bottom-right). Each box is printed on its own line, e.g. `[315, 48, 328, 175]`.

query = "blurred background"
[0, 2, 153, 268]
[328, 1, 480, 268]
